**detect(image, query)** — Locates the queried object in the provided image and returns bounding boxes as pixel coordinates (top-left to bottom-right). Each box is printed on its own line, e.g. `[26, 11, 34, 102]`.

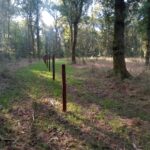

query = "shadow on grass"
[67, 67, 150, 122]
[0, 114, 16, 149]
[0, 60, 149, 149]
[31, 101, 133, 150]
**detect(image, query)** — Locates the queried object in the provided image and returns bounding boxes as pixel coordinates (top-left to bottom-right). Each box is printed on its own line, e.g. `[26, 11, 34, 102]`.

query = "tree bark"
[69, 24, 73, 55]
[145, 42, 150, 67]
[113, 0, 130, 79]
[145, 0, 150, 66]
[72, 23, 78, 64]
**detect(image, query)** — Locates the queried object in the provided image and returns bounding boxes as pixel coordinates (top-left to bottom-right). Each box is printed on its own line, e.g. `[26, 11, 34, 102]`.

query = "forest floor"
[0, 59, 37, 94]
[0, 58, 150, 150]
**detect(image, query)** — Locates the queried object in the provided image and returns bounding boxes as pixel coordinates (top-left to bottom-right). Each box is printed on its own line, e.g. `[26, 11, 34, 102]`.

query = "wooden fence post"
[52, 55, 55, 80]
[62, 64, 67, 112]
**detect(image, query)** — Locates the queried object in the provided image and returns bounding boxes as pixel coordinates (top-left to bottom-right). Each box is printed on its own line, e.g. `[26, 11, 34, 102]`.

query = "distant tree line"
[0, 0, 150, 77]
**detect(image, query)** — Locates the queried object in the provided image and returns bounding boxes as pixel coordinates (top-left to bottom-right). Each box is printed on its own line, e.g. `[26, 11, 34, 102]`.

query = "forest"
[0, 0, 150, 149]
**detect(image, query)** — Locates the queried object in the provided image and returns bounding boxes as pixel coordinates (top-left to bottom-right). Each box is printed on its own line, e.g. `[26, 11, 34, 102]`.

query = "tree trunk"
[72, 23, 78, 64]
[113, 0, 130, 79]
[31, 25, 35, 57]
[27, 17, 32, 63]
[145, 42, 150, 67]
[28, 2, 35, 58]
[36, 0, 40, 59]
[145, 0, 150, 66]
[54, 19, 58, 55]
[69, 24, 73, 55]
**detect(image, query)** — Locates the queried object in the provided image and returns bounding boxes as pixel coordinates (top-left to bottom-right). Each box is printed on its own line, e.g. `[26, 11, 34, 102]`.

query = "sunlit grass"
[0, 60, 69, 107]
[96, 110, 108, 120]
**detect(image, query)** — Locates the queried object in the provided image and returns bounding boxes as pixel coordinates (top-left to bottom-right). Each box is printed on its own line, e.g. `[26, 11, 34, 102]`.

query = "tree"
[35, 0, 41, 59]
[145, 0, 150, 66]
[61, 0, 91, 64]
[45, 2, 61, 55]
[125, 0, 143, 57]
[0, 0, 14, 57]
[16, 0, 36, 58]
[11, 21, 29, 58]
[28, 0, 36, 58]
[112, 0, 131, 78]
[100, 0, 114, 56]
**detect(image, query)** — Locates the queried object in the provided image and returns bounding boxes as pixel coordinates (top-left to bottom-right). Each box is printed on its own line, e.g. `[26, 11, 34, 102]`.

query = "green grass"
[0, 59, 150, 149]
[0, 59, 75, 107]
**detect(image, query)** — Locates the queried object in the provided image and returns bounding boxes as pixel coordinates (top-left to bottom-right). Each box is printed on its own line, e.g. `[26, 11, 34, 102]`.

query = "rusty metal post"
[62, 64, 67, 112]
[49, 55, 51, 72]
[52, 55, 55, 80]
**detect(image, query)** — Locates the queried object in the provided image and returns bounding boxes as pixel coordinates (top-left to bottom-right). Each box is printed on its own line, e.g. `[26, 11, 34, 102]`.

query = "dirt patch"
[75, 57, 146, 76]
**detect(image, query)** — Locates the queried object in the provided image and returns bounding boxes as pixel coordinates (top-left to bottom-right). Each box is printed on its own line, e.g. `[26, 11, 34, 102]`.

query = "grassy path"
[0, 59, 150, 149]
